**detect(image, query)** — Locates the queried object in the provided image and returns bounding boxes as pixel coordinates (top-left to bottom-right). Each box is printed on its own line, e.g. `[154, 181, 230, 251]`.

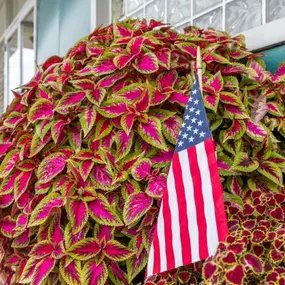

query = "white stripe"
[156, 200, 167, 272]
[167, 163, 183, 268]
[196, 142, 219, 256]
[178, 149, 200, 262]
[146, 242, 154, 277]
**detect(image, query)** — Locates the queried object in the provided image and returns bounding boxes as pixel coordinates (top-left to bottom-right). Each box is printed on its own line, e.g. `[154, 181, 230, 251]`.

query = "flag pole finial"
[196, 46, 202, 93]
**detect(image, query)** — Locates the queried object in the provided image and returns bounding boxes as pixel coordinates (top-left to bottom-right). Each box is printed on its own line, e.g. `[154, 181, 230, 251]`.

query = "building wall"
[37, 0, 91, 64]
[0, 42, 4, 113]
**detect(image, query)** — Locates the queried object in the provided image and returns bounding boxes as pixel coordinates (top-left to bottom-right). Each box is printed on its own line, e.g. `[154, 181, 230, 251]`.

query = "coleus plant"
[0, 18, 284, 285]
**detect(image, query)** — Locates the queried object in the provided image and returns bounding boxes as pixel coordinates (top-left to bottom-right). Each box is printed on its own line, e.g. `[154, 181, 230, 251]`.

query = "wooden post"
[196, 46, 203, 93]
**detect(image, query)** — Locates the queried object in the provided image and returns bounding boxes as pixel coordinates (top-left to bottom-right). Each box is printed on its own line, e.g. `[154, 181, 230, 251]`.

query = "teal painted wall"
[262, 45, 285, 73]
[37, 0, 90, 64]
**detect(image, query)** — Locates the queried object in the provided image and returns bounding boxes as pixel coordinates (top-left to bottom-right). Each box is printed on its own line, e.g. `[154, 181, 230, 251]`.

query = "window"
[22, 9, 34, 84]
[113, 0, 285, 35]
[7, 32, 20, 105]
[0, 0, 35, 111]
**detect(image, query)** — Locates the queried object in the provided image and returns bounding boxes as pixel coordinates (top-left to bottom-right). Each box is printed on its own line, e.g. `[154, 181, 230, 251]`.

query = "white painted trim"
[242, 17, 285, 51]
[90, 0, 96, 32]
[34, 0, 38, 65]
[4, 0, 35, 40]
[109, 0, 112, 23]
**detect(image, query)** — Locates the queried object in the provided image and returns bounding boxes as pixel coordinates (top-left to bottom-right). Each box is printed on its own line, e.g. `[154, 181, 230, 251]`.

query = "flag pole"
[196, 46, 203, 93]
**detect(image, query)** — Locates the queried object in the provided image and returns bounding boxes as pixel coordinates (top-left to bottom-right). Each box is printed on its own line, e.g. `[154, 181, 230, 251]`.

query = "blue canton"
[175, 75, 212, 153]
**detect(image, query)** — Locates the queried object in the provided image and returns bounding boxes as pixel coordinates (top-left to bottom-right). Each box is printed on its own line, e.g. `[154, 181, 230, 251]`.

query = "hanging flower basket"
[0, 19, 284, 284]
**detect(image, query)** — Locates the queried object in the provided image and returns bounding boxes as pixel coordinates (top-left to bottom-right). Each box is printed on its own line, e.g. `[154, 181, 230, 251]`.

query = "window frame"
[0, 0, 36, 110]
[94, 0, 285, 51]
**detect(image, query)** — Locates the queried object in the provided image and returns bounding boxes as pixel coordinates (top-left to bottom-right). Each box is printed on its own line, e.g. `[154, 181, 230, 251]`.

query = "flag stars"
[186, 125, 192, 131]
[192, 89, 198, 95]
[193, 128, 199, 134]
[195, 110, 201, 115]
[185, 114, 190, 120]
[191, 117, 197, 123]
[194, 99, 199, 105]
[189, 136, 194, 142]
[182, 122, 186, 128]
[189, 107, 195, 112]
[199, 131, 205, 138]
[197, 120, 203, 126]
[178, 141, 184, 147]
[189, 97, 193, 102]
[182, 133, 188, 139]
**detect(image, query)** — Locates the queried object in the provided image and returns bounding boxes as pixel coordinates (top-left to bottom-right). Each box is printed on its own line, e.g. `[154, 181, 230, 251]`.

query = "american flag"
[146, 75, 228, 277]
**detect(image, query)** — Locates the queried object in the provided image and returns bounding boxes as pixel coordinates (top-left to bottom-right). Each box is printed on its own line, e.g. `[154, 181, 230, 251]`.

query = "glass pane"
[127, 0, 143, 13]
[6, 0, 26, 26]
[8, 32, 20, 104]
[167, 0, 191, 25]
[193, 0, 222, 15]
[267, 0, 285, 22]
[130, 8, 144, 18]
[0, 41, 4, 113]
[226, 0, 262, 35]
[194, 8, 222, 30]
[112, 0, 125, 21]
[146, 0, 165, 21]
[22, 9, 34, 84]
[176, 22, 190, 33]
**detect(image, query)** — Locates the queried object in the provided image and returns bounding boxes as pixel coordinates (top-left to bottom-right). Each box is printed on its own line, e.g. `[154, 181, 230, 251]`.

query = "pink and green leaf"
[104, 240, 134, 261]
[123, 193, 153, 225]
[88, 194, 123, 226]
[28, 193, 63, 227]
[37, 153, 66, 183]
[81, 261, 108, 285]
[68, 238, 100, 261]
[133, 52, 159, 74]
[162, 116, 182, 144]
[67, 200, 89, 234]
[137, 117, 167, 151]
[29, 99, 53, 122]
[245, 120, 267, 142]
[79, 106, 97, 137]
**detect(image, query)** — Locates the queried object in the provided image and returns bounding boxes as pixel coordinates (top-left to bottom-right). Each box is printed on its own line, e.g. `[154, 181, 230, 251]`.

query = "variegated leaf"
[104, 240, 134, 261]
[29, 99, 53, 123]
[137, 117, 167, 151]
[66, 200, 89, 234]
[88, 194, 123, 226]
[59, 257, 81, 285]
[257, 161, 283, 186]
[127, 248, 148, 282]
[37, 153, 67, 183]
[28, 193, 63, 227]
[79, 106, 97, 137]
[161, 116, 182, 145]
[131, 159, 151, 181]
[223, 120, 245, 142]
[232, 152, 259, 173]
[56, 91, 86, 114]
[81, 261, 107, 285]
[68, 238, 100, 261]
[123, 193, 153, 225]
[133, 52, 159, 74]
[245, 120, 267, 142]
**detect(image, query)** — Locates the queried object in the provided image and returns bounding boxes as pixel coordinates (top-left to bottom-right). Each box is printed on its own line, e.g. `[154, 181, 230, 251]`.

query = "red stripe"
[162, 175, 175, 270]
[152, 228, 161, 275]
[187, 147, 209, 260]
[204, 139, 228, 241]
[172, 153, 192, 264]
